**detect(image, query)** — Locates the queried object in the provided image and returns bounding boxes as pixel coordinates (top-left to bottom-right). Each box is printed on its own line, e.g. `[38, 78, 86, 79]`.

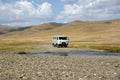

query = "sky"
[0, 0, 120, 26]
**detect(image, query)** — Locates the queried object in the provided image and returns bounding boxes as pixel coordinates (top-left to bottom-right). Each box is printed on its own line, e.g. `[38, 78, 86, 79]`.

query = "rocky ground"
[0, 45, 120, 80]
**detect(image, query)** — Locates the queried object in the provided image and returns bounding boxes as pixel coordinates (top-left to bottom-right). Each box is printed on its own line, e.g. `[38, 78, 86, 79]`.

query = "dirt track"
[32, 44, 101, 53]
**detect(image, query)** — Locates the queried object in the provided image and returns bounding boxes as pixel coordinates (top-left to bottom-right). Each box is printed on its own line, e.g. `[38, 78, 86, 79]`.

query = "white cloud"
[63, 4, 83, 18]
[0, 0, 53, 26]
[57, 0, 120, 21]
[61, 0, 78, 4]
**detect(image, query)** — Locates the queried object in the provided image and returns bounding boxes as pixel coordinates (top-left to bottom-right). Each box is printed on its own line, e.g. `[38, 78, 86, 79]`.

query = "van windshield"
[59, 37, 67, 40]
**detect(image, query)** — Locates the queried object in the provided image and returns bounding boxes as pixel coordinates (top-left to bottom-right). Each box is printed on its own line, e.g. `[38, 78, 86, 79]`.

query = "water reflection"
[53, 52, 68, 56]
[68, 51, 120, 56]
[31, 51, 120, 57]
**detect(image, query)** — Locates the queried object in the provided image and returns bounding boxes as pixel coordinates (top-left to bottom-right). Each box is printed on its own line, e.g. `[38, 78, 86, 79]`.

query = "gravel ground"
[0, 52, 120, 80]
[0, 45, 120, 80]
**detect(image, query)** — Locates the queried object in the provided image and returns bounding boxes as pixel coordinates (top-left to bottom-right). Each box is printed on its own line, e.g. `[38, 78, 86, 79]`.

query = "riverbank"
[0, 52, 120, 80]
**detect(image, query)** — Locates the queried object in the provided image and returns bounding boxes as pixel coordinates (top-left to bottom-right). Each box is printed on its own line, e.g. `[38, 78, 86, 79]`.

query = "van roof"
[53, 35, 67, 37]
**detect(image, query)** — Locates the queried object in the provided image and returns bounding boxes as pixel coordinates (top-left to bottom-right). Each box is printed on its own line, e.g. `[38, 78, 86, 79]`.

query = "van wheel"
[57, 44, 60, 48]
[53, 44, 56, 47]
[52, 44, 55, 47]
[52, 43, 54, 46]
[64, 45, 68, 47]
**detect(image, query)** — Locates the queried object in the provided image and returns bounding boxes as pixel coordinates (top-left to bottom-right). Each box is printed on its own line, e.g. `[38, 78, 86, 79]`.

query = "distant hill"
[0, 25, 14, 35]
[0, 25, 31, 35]
[0, 19, 120, 46]
[28, 22, 64, 31]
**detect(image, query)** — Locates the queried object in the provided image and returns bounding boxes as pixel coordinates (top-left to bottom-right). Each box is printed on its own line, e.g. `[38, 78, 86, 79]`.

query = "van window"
[59, 37, 67, 40]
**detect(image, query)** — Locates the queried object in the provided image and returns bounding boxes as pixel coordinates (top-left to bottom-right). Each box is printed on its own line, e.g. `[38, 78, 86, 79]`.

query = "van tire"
[52, 43, 55, 47]
[57, 44, 61, 48]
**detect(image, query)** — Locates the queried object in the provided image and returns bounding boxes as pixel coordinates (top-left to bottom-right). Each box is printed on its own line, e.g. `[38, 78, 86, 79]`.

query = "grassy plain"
[0, 19, 120, 52]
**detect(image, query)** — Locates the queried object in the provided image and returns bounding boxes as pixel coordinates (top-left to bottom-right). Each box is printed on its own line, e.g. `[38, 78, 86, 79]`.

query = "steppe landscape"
[0, 19, 120, 80]
[0, 19, 120, 46]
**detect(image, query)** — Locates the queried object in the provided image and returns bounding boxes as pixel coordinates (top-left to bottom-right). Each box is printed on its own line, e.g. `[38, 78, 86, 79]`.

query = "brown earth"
[0, 52, 120, 80]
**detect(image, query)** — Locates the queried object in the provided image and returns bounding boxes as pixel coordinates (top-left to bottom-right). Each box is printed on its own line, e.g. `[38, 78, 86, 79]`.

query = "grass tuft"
[89, 46, 120, 53]
[69, 44, 120, 53]
[0, 42, 34, 52]
[0, 46, 33, 52]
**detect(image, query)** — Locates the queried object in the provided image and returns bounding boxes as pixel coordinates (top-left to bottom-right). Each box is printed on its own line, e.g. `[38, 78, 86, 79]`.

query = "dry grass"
[0, 19, 120, 51]
[89, 46, 120, 53]
[0, 41, 33, 52]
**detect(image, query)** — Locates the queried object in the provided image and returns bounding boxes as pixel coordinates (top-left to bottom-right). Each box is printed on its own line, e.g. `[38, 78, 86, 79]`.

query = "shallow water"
[68, 51, 120, 56]
[32, 51, 120, 57]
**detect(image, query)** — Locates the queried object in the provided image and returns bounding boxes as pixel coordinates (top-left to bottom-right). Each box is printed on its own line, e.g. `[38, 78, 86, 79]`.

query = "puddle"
[31, 51, 120, 57]
[31, 52, 68, 56]
[68, 51, 120, 56]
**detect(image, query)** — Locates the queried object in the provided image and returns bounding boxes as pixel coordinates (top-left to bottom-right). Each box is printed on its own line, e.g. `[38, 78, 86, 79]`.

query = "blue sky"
[0, 0, 120, 26]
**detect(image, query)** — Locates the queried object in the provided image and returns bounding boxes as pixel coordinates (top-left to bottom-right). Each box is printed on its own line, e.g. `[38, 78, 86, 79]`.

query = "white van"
[52, 36, 69, 47]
